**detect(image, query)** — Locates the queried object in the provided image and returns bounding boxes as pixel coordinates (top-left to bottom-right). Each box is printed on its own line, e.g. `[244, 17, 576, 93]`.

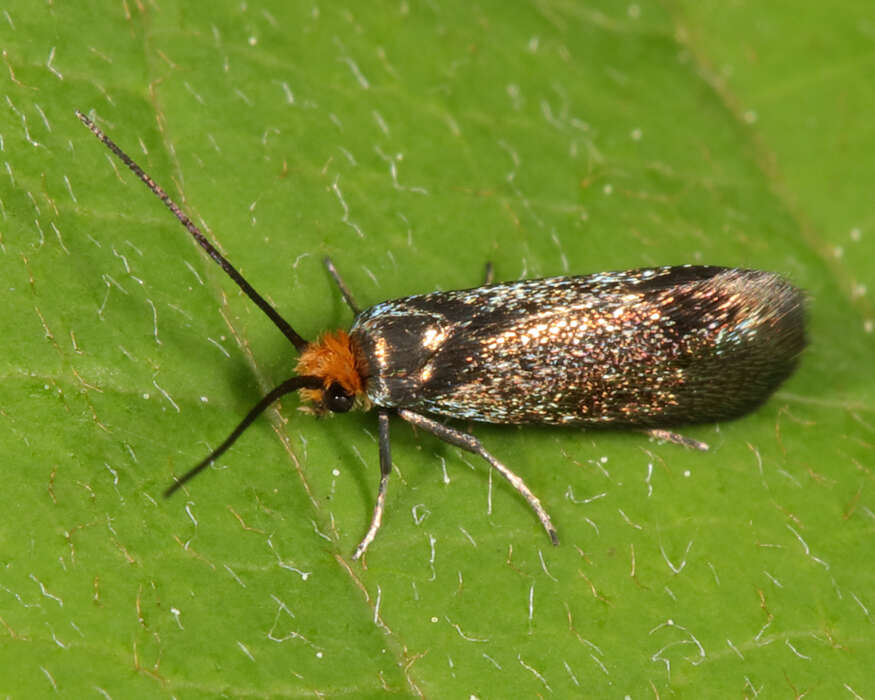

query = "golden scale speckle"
[352, 266, 805, 428]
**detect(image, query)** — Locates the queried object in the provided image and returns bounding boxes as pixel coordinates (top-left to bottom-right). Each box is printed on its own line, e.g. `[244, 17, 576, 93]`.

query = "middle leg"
[397, 408, 558, 545]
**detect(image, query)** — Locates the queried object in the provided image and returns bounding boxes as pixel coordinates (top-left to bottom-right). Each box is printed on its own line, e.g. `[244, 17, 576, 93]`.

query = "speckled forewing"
[351, 266, 805, 427]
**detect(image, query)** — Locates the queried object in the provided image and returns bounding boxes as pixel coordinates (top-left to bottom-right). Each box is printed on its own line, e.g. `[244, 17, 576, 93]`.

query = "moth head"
[295, 330, 370, 414]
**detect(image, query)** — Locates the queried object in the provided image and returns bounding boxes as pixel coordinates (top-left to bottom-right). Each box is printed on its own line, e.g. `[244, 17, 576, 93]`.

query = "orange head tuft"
[295, 330, 369, 412]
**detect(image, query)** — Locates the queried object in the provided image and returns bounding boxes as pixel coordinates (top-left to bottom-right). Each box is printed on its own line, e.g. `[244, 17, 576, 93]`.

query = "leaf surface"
[1, 1, 872, 696]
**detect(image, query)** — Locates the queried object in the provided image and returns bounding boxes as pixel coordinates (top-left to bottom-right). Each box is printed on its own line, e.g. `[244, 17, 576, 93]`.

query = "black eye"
[324, 382, 353, 413]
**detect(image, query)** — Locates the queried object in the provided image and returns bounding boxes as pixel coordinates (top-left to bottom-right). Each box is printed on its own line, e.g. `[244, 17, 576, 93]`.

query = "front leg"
[353, 410, 393, 560]
[324, 256, 362, 315]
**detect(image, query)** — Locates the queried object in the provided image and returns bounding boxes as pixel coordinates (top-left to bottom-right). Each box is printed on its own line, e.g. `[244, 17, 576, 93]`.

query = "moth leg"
[482, 261, 494, 285]
[323, 256, 361, 315]
[645, 428, 710, 452]
[353, 410, 393, 560]
[397, 409, 558, 545]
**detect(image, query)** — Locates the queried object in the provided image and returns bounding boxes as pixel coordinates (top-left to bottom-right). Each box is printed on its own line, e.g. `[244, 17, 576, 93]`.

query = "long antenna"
[164, 375, 323, 496]
[75, 110, 309, 353]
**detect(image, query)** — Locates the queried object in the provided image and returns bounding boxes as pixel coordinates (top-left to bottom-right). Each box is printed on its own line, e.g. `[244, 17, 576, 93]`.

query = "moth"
[77, 111, 806, 559]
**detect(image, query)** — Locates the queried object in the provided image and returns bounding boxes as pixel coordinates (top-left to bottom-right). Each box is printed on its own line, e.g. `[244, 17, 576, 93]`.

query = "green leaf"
[1, 1, 872, 696]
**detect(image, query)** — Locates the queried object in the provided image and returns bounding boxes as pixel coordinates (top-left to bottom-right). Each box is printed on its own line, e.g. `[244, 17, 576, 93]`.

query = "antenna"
[164, 375, 323, 496]
[77, 111, 328, 495]
[75, 110, 309, 353]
